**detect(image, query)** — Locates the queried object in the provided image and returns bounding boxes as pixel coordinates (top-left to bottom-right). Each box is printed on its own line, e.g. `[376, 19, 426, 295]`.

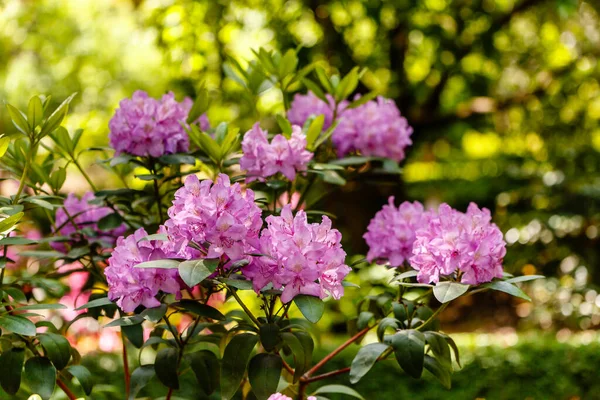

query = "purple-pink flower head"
[52, 192, 126, 251]
[288, 91, 337, 129]
[364, 197, 428, 267]
[164, 173, 263, 263]
[240, 123, 313, 182]
[244, 205, 351, 303]
[105, 228, 182, 312]
[267, 394, 316, 400]
[410, 203, 506, 285]
[333, 96, 413, 162]
[109, 90, 209, 157]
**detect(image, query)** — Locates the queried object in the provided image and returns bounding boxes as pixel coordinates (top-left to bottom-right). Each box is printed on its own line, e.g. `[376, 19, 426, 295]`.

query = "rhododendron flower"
[410, 203, 506, 285]
[164, 173, 263, 263]
[244, 205, 351, 303]
[52, 192, 126, 251]
[333, 96, 413, 162]
[267, 394, 316, 400]
[240, 123, 313, 182]
[109, 90, 209, 157]
[105, 228, 183, 312]
[288, 91, 337, 129]
[364, 198, 428, 267]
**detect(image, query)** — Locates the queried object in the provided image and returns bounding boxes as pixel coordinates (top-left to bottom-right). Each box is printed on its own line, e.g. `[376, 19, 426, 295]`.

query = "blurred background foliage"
[2, 0, 600, 391]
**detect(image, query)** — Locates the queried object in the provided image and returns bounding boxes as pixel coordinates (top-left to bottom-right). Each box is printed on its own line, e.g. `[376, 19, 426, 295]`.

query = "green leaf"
[424, 332, 451, 367]
[423, 354, 451, 389]
[377, 317, 400, 342]
[0, 136, 11, 158]
[322, 170, 346, 186]
[159, 154, 196, 165]
[315, 67, 334, 94]
[129, 365, 155, 400]
[346, 91, 378, 109]
[67, 365, 93, 395]
[12, 303, 67, 311]
[388, 329, 425, 379]
[135, 259, 180, 269]
[187, 86, 210, 124]
[279, 49, 298, 79]
[293, 295, 324, 323]
[504, 275, 545, 283]
[122, 323, 144, 348]
[74, 297, 113, 311]
[6, 104, 30, 135]
[178, 259, 212, 287]
[187, 350, 220, 396]
[483, 280, 531, 301]
[155, 347, 180, 389]
[0, 315, 36, 336]
[248, 353, 282, 400]
[276, 115, 293, 137]
[0, 347, 25, 394]
[259, 323, 281, 352]
[220, 333, 259, 400]
[24, 357, 56, 400]
[138, 233, 169, 243]
[301, 79, 327, 102]
[306, 114, 325, 150]
[28, 96, 44, 128]
[0, 236, 38, 245]
[330, 156, 374, 166]
[173, 300, 225, 321]
[104, 316, 144, 328]
[0, 212, 24, 234]
[433, 282, 469, 303]
[37, 333, 72, 370]
[349, 343, 389, 384]
[97, 213, 123, 230]
[3, 287, 26, 302]
[188, 124, 221, 163]
[357, 311, 374, 330]
[335, 67, 360, 102]
[294, 330, 314, 375]
[140, 304, 167, 323]
[280, 332, 305, 383]
[312, 384, 365, 400]
[18, 250, 65, 259]
[40, 93, 76, 137]
[223, 278, 253, 290]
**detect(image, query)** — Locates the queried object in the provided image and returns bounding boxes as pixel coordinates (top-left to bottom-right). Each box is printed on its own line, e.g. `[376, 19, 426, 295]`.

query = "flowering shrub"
[0, 48, 540, 400]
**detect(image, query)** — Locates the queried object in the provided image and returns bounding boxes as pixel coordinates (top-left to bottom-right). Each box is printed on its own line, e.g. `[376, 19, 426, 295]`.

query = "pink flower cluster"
[52, 192, 126, 251]
[164, 174, 263, 262]
[240, 123, 313, 182]
[105, 228, 182, 312]
[287, 92, 413, 162]
[363, 197, 428, 267]
[410, 203, 506, 285]
[109, 90, 210, 157]
[268, 394, 316, 400]
[244, 205, 351, 303]
[333, 96, 413, 162]
[287, 91, 339, 130]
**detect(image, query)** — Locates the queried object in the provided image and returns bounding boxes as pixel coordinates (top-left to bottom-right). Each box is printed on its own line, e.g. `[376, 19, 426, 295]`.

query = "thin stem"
[166, 387, 174, 400]
[416, 303, 448, 331]
[153, 176, 164, 222]
[302, 367, 350, 384]
[122, 330, 131, 398]
[73, 159, 98, 192]
[163, 315, 183, 347]
[13, 146, 34, 205]
[303, 326, 370, 379]
[57, 378, 77, 400]
[229, 287, 261, 327]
